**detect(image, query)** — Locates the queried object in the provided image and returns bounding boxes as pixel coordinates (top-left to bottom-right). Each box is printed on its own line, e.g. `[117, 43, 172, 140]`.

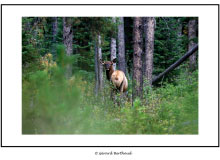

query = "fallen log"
[152, 44, 198, 84]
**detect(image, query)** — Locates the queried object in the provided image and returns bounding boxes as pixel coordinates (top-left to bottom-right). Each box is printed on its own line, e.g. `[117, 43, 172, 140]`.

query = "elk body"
[100, 58, 128, 93]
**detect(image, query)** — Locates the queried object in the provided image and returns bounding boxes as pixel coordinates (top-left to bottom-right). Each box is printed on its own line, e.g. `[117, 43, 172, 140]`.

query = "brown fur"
[111, 70, 128, 93]
[100, 58, 128, 93]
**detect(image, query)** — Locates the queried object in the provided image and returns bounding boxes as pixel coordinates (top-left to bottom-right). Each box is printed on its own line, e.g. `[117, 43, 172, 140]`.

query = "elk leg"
[119, 80, 125, 93]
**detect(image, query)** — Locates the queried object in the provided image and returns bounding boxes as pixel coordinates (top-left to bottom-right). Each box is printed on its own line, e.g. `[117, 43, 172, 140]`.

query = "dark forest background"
[22, 17, 198, 134]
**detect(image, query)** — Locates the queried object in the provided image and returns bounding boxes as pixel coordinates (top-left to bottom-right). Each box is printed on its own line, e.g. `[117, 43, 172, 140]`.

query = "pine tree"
[188, 18, 197, 71]
[63, 17, 73, 78]
[111, 17, 117, 70]
[118, 17, 126, 74]
[133, 17, 143, 100]
[52, 17, 58, 55]
[95, 34, 103, 95]
[143, 17, 155, 87]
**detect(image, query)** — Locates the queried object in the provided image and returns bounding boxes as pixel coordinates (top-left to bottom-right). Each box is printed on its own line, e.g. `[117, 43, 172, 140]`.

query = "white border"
[2, 5, 219, 146]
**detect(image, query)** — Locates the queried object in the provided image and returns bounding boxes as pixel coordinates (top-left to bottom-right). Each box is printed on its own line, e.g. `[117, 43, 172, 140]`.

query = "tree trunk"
[133, 17, 143, 100]
[94, 34, 103, 96]
[52, 17, 58, 55]
[143, 17, 155, 87]
[176, 18, 183, 56]
[111, 17, 117, 70]
[52, 17, 58, 43]
[118, 17, 126, 74]
[177, 18, 182, 39]
[63, 17, 73, 78]
[94, 41, 99, 96]
[97, 34, 103, 92]
[188, 19, 197, 71]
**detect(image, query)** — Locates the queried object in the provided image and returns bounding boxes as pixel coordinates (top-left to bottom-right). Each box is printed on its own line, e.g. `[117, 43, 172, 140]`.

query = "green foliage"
[22, 17, 198, 135]
[113, 70, 198, 134]
[154, 18, 184, 83]
[23, 65, 198, 134]
[22, 17, 198, 83]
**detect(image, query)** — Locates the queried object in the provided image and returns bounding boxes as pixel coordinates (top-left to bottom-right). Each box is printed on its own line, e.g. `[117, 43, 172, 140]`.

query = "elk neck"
[106, 65, 115, 81]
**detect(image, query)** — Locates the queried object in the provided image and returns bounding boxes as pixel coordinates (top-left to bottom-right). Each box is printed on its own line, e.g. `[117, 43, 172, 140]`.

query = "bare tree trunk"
[177, 18, 182, 39]
[94, 34, 103, 96]
[52, 17, 58, 43]
[188, 19, 197, 71]
[143, 17, 155, 87]
[94, 41, 99, 96]
[111, 17, 117, 70]
[52, 17, 58, 55]
[176, 18, 183, 56]
[118, 17, 126, 74]
[133, 17, 143, 100]
[63, 17, 73, 78]
[97, 34, 103, 92]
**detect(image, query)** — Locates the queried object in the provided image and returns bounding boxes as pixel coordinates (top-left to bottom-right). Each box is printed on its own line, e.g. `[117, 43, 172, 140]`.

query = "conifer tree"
[118, 17, 126, 74]
[63, 17, 73, 78]
[133, 17, 143, 100]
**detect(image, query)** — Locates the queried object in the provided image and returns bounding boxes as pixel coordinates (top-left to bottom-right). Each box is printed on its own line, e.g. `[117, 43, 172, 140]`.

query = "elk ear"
[112, 58, 117, 63]
[99, 59, 105, 65]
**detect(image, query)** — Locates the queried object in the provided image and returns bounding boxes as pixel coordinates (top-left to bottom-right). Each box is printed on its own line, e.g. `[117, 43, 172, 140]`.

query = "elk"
[100, 58, 128, 93]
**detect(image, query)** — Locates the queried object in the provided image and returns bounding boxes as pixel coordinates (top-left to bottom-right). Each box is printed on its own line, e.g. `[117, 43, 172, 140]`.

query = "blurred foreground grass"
[22, 67, 198, 134]
[22, 47, 198, 134]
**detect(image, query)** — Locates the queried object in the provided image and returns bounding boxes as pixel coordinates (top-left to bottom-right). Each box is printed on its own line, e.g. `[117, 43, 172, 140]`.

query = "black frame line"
[1, 3, 219, 148]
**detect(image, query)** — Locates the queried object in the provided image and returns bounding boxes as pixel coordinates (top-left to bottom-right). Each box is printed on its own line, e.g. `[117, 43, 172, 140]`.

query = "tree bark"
[188, 19, 197, 71]
[97, 34, 103, 92]
[143, 17, 155, 87]
[94, 34, 103, 96]
[52, 17, 58, 43]
[176, 18, 183, 55]
[133, 17, 143, 100]
[177, 18, 182, 39]
[63, 17, 73, 78]
[94, 41, 99, 96]
[118, 17, 126, 74]
[111, 17, 117, 70]
[63, 17, 73, 56]
[52, 17, 58, 55]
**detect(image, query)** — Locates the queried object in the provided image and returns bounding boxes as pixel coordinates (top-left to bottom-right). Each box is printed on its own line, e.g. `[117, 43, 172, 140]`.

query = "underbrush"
[22, 63, 198, 134]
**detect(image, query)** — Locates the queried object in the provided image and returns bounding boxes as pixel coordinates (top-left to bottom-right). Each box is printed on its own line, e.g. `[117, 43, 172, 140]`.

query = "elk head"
[100, 58, 117, 71]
